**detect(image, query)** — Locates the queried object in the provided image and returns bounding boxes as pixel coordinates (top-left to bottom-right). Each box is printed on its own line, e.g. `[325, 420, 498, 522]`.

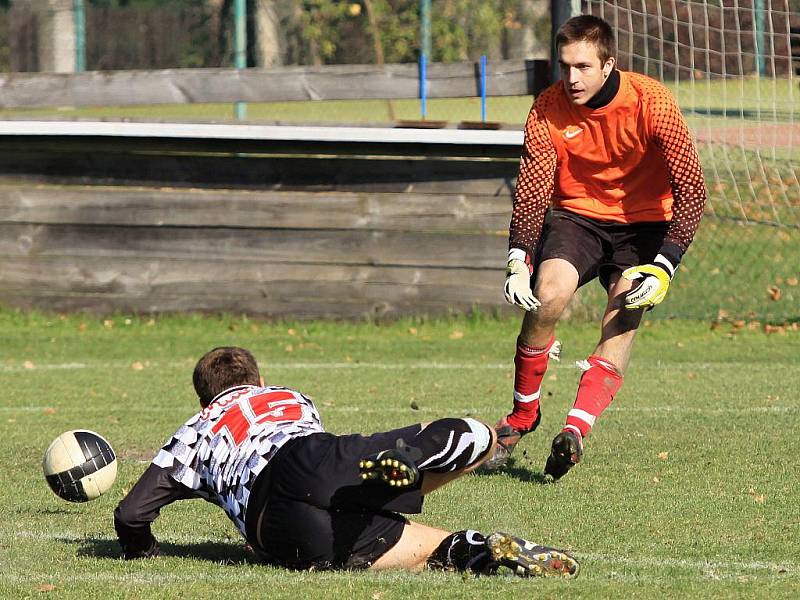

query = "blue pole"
[234, 0, 247, 120]
[480, 54, 487, 122]
[420, 0, 430, 120]
[419, 53, 427, 119]
[74, 0, 85, 72]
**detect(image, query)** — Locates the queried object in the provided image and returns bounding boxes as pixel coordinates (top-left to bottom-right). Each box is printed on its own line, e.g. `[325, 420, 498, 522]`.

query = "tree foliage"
[84, 0, 541, 64]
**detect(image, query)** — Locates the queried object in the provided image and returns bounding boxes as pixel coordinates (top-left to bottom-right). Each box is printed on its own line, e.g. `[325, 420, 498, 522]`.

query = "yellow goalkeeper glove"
[503, 249, 541, 312]
[622, 253, 679, 310]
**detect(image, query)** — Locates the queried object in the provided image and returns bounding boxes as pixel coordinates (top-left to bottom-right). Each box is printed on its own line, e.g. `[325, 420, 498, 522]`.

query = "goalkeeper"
[484, 14, 706, 479]
[114, 346, 578, 578]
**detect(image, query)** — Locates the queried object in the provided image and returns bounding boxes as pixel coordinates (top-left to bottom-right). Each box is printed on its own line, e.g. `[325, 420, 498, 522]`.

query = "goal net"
[582, 0, 799, 323]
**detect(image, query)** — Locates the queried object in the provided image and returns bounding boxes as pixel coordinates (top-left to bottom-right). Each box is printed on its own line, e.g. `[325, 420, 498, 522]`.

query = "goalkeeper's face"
[558, 40, 615, 106]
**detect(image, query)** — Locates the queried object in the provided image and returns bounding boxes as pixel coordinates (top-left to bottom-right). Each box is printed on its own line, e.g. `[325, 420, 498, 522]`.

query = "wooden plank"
[0, 223, 506, 268]
[0, 185, 512, 232]
[0, 60, 548, 108]
[0, 291, 518, 319]
[0, 256, 511, 318]
[0, 152, 519, 195]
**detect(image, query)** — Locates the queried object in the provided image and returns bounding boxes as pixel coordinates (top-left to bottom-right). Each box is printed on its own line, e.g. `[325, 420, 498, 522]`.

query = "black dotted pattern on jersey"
[508, 86, 560, 258]
[631, 73, 707, 252]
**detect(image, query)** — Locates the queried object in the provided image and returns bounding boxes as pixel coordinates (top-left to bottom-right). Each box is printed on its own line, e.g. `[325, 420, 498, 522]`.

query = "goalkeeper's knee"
[413, 417, 493, 473]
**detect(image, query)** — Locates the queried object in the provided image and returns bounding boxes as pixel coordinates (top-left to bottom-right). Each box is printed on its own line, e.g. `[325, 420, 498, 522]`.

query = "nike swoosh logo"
[564, 128, 583, 139]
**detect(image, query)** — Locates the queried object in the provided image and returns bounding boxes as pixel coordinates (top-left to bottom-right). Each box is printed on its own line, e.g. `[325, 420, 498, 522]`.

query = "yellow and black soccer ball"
[43, 430, 117, 502]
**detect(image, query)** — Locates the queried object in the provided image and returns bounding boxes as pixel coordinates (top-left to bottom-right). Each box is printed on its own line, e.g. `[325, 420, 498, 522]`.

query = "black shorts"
[534, 209, 669, 289]
[244, 425, 424, 571]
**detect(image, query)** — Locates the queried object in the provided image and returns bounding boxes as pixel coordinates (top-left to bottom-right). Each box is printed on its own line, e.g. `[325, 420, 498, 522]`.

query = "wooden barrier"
[0, 122, 523, 318]
[0, 60, 549, 108]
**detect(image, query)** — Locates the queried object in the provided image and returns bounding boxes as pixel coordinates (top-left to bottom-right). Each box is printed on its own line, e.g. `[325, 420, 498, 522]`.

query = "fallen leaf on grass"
[748, 488, 766, 503]
[23, 360, 35, 370]
[37, 584, 56, 592]
[131, 362, 145, 371]
[767, 285, 781, 301]
[449, 330, 464, 340]
[658, 451, 669, 460]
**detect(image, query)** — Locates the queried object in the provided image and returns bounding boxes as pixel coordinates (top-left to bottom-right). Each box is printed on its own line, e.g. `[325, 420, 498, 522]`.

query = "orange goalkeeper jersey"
[509, 70, 706, 256]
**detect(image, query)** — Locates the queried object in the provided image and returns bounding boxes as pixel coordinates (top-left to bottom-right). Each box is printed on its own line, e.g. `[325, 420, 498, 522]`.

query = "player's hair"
[193, 346, 261, 408]
[555, 14, 616, 64]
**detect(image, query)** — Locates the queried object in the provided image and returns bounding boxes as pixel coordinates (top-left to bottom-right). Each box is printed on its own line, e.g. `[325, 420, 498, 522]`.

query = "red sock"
[506, 336, 555, 431]
[564, 355, 623, 438]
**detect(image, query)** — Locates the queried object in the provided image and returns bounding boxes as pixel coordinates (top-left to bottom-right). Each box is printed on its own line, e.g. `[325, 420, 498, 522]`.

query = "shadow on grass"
[37, 508, 74, 516]
[70, 537, 253, 564]
[472, 461, 552, 484]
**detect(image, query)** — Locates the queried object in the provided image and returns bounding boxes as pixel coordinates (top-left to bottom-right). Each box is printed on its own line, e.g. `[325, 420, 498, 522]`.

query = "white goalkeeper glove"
[622, 252, 679, 310]
[503, 249, 541, 312]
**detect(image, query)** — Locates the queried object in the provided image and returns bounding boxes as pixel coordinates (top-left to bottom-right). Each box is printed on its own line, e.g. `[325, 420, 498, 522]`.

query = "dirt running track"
[694, 122, 800, 151]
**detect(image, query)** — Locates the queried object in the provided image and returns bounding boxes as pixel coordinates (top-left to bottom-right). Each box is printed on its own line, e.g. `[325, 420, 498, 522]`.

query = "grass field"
[2, 309, 798, 599]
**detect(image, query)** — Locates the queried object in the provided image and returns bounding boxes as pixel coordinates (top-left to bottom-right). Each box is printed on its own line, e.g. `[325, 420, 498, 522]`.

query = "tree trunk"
[253, 0, 281, 67]
[362, 0, 384, 66]
[31, 0, 76, 72]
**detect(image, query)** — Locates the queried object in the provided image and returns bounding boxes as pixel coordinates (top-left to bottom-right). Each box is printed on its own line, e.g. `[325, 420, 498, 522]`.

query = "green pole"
[74, 0, 85, 72]
[420, 0, 431, 62]
[234, 0, 247, 120]
[754, 0, 766, 77]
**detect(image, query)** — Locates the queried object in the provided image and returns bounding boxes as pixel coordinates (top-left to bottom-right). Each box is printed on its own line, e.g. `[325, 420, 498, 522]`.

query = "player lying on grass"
[487, 14, 706, 479]
[114, 346, 579, 578]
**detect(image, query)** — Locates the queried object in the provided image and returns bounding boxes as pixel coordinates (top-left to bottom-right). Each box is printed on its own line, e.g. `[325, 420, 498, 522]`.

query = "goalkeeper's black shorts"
[245, 424, 425, 570]
[535, 208, 669, 290]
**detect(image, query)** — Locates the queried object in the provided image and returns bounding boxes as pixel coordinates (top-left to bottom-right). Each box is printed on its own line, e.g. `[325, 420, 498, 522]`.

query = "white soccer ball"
[42, 430, 117, 502]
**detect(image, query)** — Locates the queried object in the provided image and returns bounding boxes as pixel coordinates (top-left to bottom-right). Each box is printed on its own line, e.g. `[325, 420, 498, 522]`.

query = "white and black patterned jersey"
[114, 384, 324, 557]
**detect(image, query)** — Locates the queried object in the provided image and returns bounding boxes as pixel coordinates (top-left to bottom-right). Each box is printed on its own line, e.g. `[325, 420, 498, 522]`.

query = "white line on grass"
[1, 360, 797, 373]
[1, 360, 517, 372]
[5, 530, 796, 577]
[1, 405, 795, 415]
[0, 362, 89, 372]
[580, 551, 797, 574]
